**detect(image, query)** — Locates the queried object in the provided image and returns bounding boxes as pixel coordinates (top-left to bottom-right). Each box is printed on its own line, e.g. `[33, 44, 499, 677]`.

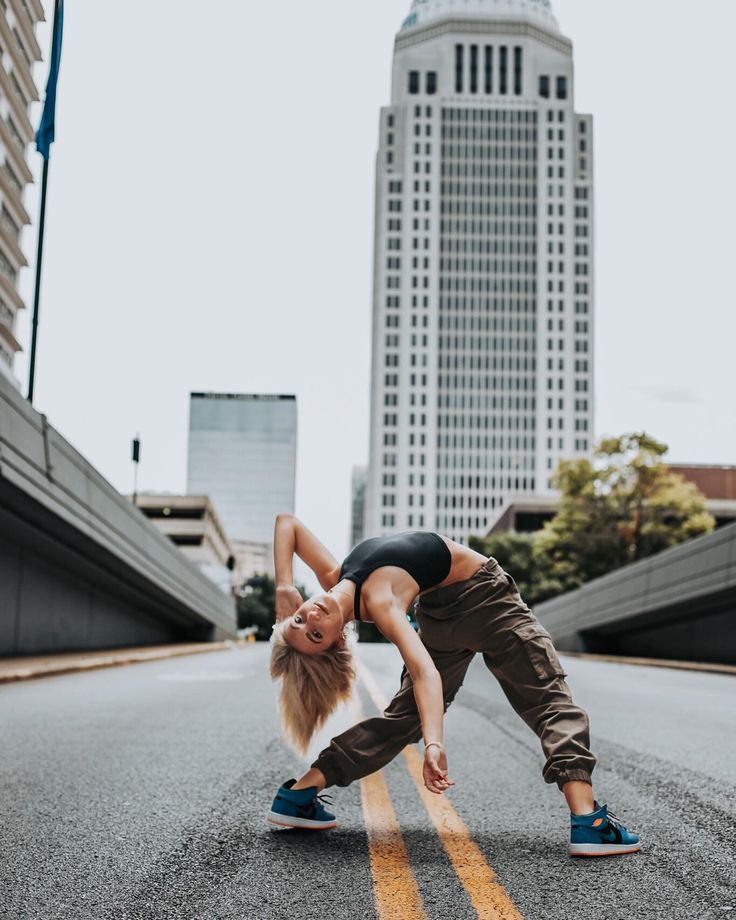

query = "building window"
[513, 46, 522, 95]
[539, 75, 550, 98]
[1, 205, 20, 242]
[0, 250, 17, 285]
[470, 44, 478, 93]
[455, 44, 464, 93]
[557, 76, 568, 99]
[0, 300, 14, 330]
[499, 46, 508, 95]
[4, 162, 22, 195]
[408, 70, 420, 94]
[484, 45, 493, 93]
[426, 71, 437, 95]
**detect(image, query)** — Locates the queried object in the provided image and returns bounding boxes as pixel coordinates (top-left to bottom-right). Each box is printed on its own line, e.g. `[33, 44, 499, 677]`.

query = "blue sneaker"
[267, 779, 337, 830]
[569, 801, 641, 857]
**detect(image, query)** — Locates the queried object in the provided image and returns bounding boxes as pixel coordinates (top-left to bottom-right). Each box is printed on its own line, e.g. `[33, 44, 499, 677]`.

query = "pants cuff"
[553, 769, 593, 791]
[311, 758, 340, 789]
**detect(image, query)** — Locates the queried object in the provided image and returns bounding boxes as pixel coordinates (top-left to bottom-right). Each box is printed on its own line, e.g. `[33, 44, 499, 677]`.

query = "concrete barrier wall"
[534, 523, 736, 664]
[0, 375, 237, 655]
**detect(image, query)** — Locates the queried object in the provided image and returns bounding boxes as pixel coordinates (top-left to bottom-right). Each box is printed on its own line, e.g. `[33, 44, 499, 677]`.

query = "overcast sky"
[16, 0, 736, 576]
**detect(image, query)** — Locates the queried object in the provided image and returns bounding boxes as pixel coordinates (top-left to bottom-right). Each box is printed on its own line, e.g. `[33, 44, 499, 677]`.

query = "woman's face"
[283, 592, 344, 656]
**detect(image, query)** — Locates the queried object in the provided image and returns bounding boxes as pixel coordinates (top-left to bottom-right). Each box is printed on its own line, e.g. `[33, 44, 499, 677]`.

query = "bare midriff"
[357, 535, 488, 623]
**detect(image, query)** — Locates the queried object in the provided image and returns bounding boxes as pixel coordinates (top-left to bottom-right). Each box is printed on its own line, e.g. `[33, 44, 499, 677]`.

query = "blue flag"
[36, 0, 64, 160]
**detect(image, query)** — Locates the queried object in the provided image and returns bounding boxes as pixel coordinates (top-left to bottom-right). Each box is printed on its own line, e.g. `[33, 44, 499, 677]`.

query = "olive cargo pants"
[311, 558, 596, 791]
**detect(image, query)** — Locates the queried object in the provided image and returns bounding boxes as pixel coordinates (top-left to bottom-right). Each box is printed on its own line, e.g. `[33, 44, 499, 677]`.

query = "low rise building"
[231, 538, 273, 579]
[133, 494, 240, 595]
[485, 465, 736, 536]
[668, 465, 736, 528]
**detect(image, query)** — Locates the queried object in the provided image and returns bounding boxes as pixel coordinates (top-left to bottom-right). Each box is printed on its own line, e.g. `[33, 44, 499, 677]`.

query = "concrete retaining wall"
[535, 523, 736, 664]
[0, 375, 237, 656]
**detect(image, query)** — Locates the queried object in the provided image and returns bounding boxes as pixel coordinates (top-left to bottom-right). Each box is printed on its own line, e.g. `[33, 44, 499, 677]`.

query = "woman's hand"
[423, 743, 454, 795]
[275, 584, 304, 623]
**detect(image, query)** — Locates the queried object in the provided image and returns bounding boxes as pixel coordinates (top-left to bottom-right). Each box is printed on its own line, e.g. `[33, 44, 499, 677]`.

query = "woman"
[268, 513, 640, 857]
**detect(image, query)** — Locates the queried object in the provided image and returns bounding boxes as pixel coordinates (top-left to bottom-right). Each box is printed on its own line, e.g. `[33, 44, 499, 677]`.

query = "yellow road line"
[360, 664, 525, 920]
[360, 770, 427, 920]
[354, 698, 427, 920]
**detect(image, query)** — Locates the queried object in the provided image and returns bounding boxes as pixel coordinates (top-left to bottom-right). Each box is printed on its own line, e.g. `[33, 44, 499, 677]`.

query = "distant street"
[0, 644, 734, 920]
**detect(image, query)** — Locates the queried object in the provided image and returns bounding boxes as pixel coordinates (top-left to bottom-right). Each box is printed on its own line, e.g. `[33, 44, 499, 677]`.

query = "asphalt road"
[0, 643, 734, 920]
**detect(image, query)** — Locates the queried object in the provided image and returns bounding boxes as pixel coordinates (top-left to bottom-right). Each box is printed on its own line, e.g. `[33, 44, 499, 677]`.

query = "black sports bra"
[339, 532, 453, 621]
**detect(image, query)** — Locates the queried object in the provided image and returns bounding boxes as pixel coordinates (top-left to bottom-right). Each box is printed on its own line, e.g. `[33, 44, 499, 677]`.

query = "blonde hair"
[269, 622, 356, 754]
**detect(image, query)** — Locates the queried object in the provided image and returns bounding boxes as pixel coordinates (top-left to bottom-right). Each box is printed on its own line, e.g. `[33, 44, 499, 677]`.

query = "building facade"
[365, 0, 594, 543]
[231, 538, 273, 579]
[667, 465, 736, 529]
[186, 393, 297, 553]
[350, 464, 367, 548]
[0, 0, 44, 385]
[133, 493, 240, 595]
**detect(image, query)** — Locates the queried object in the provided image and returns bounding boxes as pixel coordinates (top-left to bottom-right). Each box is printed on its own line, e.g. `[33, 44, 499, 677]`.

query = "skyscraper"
[350, 465, 367, 548]
[0, 1, 45, 385]
[365, 0, 594, 543]
[186, 393, 297, 550]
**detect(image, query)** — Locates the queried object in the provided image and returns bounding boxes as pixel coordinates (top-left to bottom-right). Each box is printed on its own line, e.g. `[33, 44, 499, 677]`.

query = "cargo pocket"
[514, 622, 568, 680]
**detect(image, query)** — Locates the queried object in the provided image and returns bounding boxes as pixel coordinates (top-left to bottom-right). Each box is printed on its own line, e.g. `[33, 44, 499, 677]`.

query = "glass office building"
[186, 393, 297, 545]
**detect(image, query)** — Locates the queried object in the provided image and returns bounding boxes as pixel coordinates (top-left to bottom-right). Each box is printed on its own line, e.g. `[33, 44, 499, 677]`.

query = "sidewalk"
[560, 650, 736, 677]
[0, 641, 240, 685]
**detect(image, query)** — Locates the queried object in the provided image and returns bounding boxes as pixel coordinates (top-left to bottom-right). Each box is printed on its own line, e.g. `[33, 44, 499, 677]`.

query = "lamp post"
[131, 435, 141, 505]
[27, 0, 64, 405]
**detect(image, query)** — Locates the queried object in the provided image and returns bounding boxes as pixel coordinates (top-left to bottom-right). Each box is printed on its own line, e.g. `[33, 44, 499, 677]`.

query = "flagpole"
[27, 0, 62, 405]
[26, 156, 50, 404]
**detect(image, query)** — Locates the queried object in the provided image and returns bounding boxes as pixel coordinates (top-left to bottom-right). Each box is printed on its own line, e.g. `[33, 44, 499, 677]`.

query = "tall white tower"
[365, 0, 594, 543]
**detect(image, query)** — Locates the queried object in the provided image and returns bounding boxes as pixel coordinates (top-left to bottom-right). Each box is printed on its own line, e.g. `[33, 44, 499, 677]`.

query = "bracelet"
[424, 741, 444, 753]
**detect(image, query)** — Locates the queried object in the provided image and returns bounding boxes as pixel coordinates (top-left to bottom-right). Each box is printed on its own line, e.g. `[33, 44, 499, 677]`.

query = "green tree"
[536, 432, 715, 591]
[236, 574, 307, 640]
[469, 531, 538, 601]
[470, 432, 715, 603]
[468, 530, 568, 607]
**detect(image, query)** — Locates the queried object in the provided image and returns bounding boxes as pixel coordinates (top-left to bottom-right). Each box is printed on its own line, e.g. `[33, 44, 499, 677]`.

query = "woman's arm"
[273, 513, 341, 591]
[370, 596, 453, 794]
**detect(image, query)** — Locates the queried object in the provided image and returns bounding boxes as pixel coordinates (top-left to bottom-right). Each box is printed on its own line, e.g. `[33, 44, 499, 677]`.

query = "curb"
[0, 641, 245, 685]
[559, 650, 736, 677]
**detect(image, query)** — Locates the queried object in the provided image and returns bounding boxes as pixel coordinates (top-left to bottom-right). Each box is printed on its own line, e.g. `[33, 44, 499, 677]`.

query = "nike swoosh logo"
[275, 797, 316, 818]
[599, 823, 622, 844]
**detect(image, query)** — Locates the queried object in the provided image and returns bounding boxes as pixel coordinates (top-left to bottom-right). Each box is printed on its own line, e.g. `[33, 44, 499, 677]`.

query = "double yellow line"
[359, 664, 524, 920]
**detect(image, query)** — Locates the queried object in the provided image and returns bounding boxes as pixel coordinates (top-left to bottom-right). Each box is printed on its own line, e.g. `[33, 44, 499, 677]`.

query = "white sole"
[267, 811, 337, 831]
[569, 842, 641, 857]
